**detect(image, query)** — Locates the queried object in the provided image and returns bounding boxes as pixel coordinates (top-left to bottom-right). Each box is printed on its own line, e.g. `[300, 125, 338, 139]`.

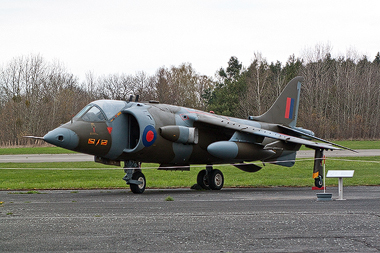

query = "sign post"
[326, 170, 355, 200]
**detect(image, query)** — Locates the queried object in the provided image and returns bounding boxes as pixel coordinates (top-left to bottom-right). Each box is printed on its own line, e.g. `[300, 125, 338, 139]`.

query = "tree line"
[1, 46, 380, 145]
[206, 47, 380, 140]
[0, 55, 214, 145]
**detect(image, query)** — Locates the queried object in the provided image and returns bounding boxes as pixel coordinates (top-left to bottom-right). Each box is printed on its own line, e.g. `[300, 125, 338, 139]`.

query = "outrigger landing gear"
[196, 165, 224, 190]
[313, 149, 324, 188]
[123, 161, 146, 194]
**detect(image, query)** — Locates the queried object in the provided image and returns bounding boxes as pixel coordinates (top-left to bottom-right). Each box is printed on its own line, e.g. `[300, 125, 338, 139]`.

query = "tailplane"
[249, 76, 303, 127]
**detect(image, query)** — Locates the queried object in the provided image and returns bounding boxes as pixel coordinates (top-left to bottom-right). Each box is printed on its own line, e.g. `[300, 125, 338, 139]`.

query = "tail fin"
[250, 76, 303, 127]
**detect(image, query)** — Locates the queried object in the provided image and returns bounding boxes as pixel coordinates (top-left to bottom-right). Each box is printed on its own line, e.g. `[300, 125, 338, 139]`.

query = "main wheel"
[130, 171, 146, 194]
[314, 175, 323, 188]
[197, 170, 209, 189]
[209, 169, 224, 190]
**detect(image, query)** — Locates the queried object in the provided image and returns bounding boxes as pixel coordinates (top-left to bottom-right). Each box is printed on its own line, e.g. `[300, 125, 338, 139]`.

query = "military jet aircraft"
[26, 76, 354, 193]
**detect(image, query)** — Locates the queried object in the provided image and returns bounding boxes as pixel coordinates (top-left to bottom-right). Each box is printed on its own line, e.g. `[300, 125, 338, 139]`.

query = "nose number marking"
[88, 138, 108, 146]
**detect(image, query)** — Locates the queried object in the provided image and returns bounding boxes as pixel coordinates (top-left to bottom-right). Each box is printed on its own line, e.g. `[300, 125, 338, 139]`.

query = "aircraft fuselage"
[44, 101, 280, 167]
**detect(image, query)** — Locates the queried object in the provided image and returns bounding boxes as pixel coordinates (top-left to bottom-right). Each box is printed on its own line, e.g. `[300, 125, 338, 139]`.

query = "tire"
[197, 170, 209, 189]
[130, 171, 146, 194]
[314, 175, 323, 188]
[209, 169, 224, 190]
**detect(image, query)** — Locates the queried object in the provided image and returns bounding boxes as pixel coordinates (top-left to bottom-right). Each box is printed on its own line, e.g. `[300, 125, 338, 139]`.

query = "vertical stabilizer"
[250, 76, 303, 127]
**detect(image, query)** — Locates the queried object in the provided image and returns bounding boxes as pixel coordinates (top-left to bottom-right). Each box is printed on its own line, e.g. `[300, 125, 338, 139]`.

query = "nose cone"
[44, 127, 79, 150]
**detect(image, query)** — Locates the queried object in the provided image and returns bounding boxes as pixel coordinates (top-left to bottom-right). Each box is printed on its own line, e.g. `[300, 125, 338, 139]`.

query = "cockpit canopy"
[73, 100, 128, 122]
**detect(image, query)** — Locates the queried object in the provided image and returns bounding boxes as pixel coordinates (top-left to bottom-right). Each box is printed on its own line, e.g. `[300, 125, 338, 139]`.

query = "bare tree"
[151, 63, 213, 109]
[0, 55, 86, 144]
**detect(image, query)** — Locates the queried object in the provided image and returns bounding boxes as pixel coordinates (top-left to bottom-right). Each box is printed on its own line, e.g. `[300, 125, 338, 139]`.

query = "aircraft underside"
[120, 147, 326, 194]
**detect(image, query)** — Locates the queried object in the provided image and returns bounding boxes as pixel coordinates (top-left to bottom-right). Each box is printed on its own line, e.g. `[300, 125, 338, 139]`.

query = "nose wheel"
[123, 161, 146, 194]
[129, 171, 146, 194]
[196, 166, 224, 190]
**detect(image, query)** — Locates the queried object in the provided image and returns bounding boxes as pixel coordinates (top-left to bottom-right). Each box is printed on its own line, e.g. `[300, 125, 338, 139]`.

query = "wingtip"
[339, 146, 358, 153]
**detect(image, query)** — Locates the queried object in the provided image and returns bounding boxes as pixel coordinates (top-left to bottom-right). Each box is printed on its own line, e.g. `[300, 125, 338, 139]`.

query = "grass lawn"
[299, 140, 380, 150]
[1, 157, 379, 190]
[0, 146, 76, 155]
[1, 140, 380, 155]
[1, 140, 379, 190]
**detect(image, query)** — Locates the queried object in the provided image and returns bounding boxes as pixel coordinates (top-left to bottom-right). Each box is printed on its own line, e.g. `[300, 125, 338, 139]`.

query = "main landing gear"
[123, 161, 146, 194]
[123, 162, 225, 193]
[196, 165, 224, 190]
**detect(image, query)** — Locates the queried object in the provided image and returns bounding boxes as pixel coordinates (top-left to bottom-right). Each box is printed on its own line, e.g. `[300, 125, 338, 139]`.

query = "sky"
[1, 0, 379, 81]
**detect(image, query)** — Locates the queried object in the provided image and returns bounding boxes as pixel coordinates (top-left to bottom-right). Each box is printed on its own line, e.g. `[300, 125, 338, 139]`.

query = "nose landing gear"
[123, 161, 146, 194]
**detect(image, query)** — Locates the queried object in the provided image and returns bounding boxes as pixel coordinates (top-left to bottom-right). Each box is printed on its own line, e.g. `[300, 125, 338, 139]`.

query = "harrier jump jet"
[28, 76, 353, 193]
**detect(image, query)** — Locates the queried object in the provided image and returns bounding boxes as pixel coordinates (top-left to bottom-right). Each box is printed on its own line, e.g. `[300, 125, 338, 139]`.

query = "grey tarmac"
[1, 186, 380, 252]
[0, 153, 94, 163]
[1, 149, 379, 163]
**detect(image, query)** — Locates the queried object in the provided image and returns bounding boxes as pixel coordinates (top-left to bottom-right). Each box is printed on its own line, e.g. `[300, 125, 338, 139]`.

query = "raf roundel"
[142, 125, 157, 147]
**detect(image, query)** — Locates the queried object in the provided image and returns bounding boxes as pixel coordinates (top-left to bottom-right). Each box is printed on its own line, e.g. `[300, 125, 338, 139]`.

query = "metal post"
[323, 156, 326, 193]
[338, 177, 344, 200]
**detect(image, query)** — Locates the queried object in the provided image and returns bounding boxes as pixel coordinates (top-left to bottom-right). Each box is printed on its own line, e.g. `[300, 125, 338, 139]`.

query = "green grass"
[335, 140, 380, 149]
[0, 161, 115, 169]
[0, 140, 379, 155]
[165, 196, 174, 201]
[1, 141, 379, 190]
[8, 190, 43, 194]
[0, 158, 379, 190]
[0, 146, 76, 155]
[299, 140, 380, 150]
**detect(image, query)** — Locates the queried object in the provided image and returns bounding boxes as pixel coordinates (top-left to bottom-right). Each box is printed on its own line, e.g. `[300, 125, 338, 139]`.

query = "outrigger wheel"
[314, 175, 323, 188]
[196, 166, 224, 190]
[313, 149, 324, 188]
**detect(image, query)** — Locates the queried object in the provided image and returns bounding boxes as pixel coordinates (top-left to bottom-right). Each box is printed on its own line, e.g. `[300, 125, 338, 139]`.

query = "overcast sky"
[1, 0, 379, 81]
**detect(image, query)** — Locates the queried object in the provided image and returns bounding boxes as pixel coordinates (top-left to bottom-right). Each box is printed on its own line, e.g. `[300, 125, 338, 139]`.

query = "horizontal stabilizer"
[233, 163, 262, 172]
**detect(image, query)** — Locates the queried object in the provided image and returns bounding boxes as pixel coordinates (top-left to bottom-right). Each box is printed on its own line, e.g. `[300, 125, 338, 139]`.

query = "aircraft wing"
[192, 114, 344, 151]
[277, 125, 357, 152]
